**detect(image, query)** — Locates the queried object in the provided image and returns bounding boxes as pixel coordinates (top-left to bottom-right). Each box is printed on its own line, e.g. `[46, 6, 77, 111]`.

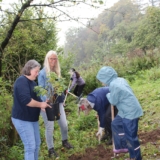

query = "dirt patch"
[68, 129, 160, 160]
[139, 129, 160, 145]
[69, 144, 126, 160]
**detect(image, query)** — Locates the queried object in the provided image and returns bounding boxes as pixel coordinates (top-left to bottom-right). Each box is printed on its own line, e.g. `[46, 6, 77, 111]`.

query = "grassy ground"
[37, 69, 160, 160]
[6, 69, 160, 160]
[39, 95, 99, 160]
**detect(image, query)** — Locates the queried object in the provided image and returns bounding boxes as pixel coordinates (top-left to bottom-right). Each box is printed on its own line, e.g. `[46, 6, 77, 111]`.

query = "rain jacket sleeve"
[106, 84, 121, 106]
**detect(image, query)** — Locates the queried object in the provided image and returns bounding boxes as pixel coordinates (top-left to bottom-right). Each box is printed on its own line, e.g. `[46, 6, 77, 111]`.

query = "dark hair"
[71, 68, 80, 78]
[21, 59, 41, 76]
[71, 68, 75, 72]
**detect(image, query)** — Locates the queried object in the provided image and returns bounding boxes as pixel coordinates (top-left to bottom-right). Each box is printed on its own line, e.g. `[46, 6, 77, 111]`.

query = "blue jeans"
[11, 118, 41, 160]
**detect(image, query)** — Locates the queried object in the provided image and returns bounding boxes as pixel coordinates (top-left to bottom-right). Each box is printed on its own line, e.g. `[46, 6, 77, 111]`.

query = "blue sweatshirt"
[87, 87, 110, 128]
[12, 76, 41, 122]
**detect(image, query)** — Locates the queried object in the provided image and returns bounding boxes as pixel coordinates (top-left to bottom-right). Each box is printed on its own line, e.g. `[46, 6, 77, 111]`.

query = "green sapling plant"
[34, 72, 66, 104]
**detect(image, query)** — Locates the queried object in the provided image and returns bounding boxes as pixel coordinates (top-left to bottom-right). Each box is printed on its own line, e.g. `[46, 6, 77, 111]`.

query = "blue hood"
[96, 66, 118, 85]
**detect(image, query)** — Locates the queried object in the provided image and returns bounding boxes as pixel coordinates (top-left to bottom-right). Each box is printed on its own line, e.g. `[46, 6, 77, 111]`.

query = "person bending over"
[78, 86, 118, 145]
[67, 68, 85, 98]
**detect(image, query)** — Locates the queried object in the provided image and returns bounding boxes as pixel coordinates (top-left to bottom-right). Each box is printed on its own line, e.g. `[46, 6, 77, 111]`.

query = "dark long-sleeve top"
[12, 75, 41, 122]
[69, 72, 85, 90]
[87, 87, 110, 128]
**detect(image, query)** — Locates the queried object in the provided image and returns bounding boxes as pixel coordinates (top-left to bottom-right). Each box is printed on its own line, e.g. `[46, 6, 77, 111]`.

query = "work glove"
[96, 127, 104, 137]
[66, 89, 70, 93]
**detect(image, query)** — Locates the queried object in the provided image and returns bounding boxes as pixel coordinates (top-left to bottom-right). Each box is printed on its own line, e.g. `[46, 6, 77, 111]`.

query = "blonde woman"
[38, 51, 73, 159]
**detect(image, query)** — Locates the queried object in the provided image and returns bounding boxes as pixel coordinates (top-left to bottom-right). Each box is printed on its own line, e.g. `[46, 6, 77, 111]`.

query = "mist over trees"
[64, 0, 160, 66]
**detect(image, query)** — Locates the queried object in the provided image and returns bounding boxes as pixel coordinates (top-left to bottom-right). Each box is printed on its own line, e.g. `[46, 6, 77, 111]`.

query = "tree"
[0, 0, 104, 76]
[148, 0, 160, 6]
[64, 0, 143, 64]
[132, 7, 160, 53]
[1, 5, 57, 82]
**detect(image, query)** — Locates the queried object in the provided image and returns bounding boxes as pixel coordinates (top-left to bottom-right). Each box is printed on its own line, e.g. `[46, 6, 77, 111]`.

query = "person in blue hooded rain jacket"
[78, 86, 118, 145]
[96, 66, 143, 160]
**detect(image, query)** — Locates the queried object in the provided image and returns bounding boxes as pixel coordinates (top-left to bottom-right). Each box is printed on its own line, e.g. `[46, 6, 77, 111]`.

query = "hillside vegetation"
[1, 0, 160, 159]
[1, 56, 160, 159]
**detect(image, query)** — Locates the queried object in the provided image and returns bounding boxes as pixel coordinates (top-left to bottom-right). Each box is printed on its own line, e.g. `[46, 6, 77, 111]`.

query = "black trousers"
[104, 105, 118, 138]
[73, 84, 85, 97]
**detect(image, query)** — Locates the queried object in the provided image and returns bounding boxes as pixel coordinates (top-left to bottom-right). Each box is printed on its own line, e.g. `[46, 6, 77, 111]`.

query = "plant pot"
[45, 102, 60, 121]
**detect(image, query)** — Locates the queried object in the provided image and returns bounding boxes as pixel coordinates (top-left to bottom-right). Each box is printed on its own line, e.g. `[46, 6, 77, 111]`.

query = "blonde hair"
[43, 50, 61, 77]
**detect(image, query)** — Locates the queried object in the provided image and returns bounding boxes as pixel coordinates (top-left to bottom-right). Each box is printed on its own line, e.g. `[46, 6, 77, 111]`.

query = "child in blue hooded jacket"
[96, 66, 143, 160]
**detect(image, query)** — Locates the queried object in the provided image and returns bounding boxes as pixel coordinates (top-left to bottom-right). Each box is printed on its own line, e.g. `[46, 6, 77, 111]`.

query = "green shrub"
[59, 52, 75, 86]
[147, 67, 160, 81]
[8, 145, 24, 160]
[0, 78, 15, 157]
[75, 113, 97, 131]
[80, 65, 101, 94]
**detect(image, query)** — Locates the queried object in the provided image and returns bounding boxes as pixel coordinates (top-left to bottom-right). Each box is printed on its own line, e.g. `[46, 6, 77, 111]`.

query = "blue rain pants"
[112, 115, 142, 160]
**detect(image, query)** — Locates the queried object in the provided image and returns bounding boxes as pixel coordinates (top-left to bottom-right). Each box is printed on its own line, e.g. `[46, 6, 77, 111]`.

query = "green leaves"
[47, 72, 66, 95]
[34, 72, 66, 103]
[132, 7, 160, 51]
[34, 86, 47, 96]
[2, 5, 58, 83]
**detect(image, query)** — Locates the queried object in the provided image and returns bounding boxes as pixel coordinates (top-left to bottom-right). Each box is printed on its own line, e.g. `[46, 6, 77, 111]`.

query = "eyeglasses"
[49, 58, 58, 61]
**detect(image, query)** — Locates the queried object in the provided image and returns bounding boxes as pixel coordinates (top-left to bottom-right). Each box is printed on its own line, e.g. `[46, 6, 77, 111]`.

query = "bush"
[0, 78, 16, 158]
[80, 65, 101, 95]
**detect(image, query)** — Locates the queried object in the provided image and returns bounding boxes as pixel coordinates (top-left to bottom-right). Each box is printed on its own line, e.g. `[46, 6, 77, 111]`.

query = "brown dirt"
[68, 129, 160, 160]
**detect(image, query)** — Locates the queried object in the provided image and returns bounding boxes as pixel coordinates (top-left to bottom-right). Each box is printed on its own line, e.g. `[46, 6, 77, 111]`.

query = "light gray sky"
[56, 0, 120, 45]
[1, 0, 119, 45]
